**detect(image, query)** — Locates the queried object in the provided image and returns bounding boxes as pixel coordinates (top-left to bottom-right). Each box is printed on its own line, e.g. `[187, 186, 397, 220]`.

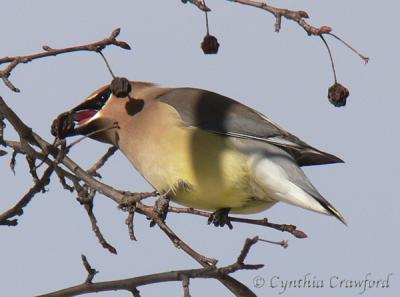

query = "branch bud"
[42, 45, 52, 51]
[115, 41, 131, 50]
[111, 28, 121, 39]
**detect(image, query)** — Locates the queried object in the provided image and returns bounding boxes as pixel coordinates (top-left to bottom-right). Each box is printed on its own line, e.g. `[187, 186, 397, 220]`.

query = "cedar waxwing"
[60, 81, 346, 225]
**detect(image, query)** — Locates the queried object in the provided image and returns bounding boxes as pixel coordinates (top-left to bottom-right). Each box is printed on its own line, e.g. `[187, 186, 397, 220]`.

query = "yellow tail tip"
[328, 206, 347, 226]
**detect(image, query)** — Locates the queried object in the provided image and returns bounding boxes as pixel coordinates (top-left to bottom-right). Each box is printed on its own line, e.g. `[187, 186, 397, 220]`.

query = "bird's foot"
[150, 194, 170, 227]
[207, 208, 233, 229]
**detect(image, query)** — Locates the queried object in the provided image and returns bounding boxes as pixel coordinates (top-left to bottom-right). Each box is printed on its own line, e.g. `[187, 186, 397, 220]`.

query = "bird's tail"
[313, 195, 347, 225]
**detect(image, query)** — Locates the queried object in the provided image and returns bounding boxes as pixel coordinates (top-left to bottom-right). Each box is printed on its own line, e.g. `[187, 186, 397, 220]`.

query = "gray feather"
[157, 87, 343, 166]
[232, 138, 346, 224]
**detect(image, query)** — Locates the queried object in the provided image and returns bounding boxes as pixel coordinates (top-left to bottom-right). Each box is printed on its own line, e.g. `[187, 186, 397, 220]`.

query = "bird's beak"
[51, 87, 115, 142]
[70, 99, 107, 136]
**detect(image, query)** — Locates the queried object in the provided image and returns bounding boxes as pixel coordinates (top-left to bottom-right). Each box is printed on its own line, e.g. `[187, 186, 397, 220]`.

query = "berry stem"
[98, 51, 116, 79]
[328, 33, 369, 64]
[204, 0, 210, 35]
[320, 35, 337, 84]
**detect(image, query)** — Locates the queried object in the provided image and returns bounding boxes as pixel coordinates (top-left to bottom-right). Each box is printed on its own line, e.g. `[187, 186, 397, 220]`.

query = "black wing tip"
[325, 156, 346, 164]
[331, 154, 345, 164]
[298, 152, 344, 166]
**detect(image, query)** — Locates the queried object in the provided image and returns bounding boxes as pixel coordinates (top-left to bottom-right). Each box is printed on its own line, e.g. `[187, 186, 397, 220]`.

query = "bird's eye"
[94, 88, 111, 109]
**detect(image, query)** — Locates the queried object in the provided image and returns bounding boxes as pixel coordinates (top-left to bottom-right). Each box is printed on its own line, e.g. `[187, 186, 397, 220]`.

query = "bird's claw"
[207, 208, 233, 229]
[150, 194, 170, 227]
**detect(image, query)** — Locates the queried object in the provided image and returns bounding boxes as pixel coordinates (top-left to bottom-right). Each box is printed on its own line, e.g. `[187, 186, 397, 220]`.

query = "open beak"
[72, 109, 98, 126]
[51, 88, 112, 139]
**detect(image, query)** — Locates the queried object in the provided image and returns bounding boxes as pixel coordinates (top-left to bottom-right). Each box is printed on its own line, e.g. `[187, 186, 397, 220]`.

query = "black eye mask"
[70, 87, 112, 124]
[74, 87, 112, 112]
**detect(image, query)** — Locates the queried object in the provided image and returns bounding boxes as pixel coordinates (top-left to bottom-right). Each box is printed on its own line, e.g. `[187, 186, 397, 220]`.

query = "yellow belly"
[171, 129, 251, 211]
[118, 102, 275, 214]
[131, 125, 274, 213]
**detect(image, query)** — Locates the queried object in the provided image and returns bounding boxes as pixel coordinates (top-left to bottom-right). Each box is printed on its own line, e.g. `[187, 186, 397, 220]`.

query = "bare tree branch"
[138, 201, 218, 266]
[26, 155, 40, 184]
[9, 149, 17, 175]
[183, 0, 211, 12]
[0, 28, 130, 92]
[0, 94, 259, 296]
[38, 237, 263, 297]
[182, 275, 191, 297]
[86, 146, 118, 177]
[183, 0, 331, 35]
[0, 95, 38, 145]
[161, 205, 308, 238]
[76, 184, 117, 254]
[130, 288, 141, 297]
[3, 140, 79, 186]
[81, 255, 99, 284]
[227, 0, 332, 35]
[0, 113, 5, 145]
[0, 164, 54, 226]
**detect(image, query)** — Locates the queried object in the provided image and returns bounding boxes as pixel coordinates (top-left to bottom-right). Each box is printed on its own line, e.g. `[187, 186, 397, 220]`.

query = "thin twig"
[191, 0, 369, 64]
[237, 236, 259, 264]
[204, 0, 210, 35]
[38, 236, 263, 297]
[55, 167, 75, 192]
[125, 210, 137, 241]
[182, 275, 191, 297]
[76, 185, 117, 254]
[137, 201, 218, 266]
[164, 206, 308, 238]
[33, 139, 57, 171]
[66, 123, 119, 150]
[98, 51, 116, 79]
[183, 0, 211, 12]
[0, 113, 5, 145]
[320, 35, 337, 83]
[130, 288, 141, 297]
[258, 238, 289, 249]
[0, 28, 131, 92]
[0, 165, 54, 226]
[328, 33, 369, 63]
[118, 192, 153, 241]
[81, 254, 99, 284]
[119, 190, 159, 240]
[3, 139, 80, 188]
[26, 155, 40, 184]
[9, 149, 17, 175]
[224, 0, 331, 35]
[87, 146, 118, 177]
[0, 96, 38, 144]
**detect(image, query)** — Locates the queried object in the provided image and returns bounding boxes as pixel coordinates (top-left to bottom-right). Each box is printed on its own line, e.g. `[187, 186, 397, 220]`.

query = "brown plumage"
[60, 81, 346, 224]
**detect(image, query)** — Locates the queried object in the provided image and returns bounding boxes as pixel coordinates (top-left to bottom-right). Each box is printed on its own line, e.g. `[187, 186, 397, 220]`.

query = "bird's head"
[51, 83, 128, 145]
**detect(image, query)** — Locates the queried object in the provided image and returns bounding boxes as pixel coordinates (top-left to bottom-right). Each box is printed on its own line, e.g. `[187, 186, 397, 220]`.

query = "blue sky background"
[0, 1, 399, 296]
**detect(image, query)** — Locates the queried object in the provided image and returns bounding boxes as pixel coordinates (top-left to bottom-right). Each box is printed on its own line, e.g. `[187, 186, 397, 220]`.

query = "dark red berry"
[328, 83, 349, 107]
[51, 112, 75, 139]
[111, 77, 132, 98]
[201, 34, 219, 54]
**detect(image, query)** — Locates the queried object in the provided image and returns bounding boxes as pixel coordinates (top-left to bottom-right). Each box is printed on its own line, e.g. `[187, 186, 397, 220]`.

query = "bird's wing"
[157, 87, 343, 166]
